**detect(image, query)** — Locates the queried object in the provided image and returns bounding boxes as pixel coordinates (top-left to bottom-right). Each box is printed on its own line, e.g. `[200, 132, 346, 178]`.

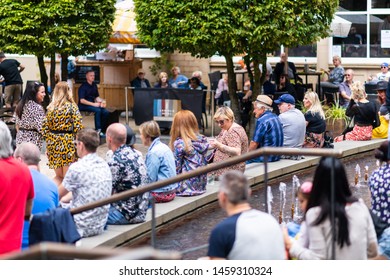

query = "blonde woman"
[335, 81, 379, 142]
[169, 110, 209, 196]
[209, 106, 248, 177]
[154, 72, 170, 88]
[140, 120, 177, 202]
[42, 81, 83, 185]
[302, 91, 326, 148]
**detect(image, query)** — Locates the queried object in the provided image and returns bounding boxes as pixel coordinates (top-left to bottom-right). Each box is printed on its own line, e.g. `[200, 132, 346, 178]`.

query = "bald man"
[105, 123, 149, 225]
[14, 142, 59, 249]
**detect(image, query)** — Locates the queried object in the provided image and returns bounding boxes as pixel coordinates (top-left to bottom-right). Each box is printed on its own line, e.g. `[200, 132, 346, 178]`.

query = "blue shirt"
[22, 169, 59, 249]
[252, 110, 284, 162]
[169, 75, 188, 88]
[145, 138, 178, 193]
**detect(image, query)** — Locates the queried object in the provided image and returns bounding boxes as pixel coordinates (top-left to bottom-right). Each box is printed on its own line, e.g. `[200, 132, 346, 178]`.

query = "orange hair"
[169, 110, 199, 152]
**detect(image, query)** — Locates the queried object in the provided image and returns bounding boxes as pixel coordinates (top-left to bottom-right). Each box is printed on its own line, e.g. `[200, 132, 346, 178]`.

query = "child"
[287, 181, 312, 248]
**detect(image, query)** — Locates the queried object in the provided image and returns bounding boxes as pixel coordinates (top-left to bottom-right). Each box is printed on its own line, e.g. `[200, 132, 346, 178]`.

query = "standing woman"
[209, 106, 248, 177]
[15, 82, 46, 149]
[169, 110, 209, 196]
[302, 91, 326, 148]
[42, 82, 83, 186]
[140, 120, 178, 203]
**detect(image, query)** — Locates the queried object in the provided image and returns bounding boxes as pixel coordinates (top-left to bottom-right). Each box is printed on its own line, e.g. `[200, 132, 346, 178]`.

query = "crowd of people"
[0, 60, 389, 261]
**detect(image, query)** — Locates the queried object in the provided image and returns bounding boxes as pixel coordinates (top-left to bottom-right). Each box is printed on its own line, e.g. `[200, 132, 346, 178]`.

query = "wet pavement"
[135, 152, 377, 260]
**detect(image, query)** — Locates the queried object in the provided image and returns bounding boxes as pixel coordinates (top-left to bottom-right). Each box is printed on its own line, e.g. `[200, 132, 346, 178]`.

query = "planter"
[326, 118, 346, 137]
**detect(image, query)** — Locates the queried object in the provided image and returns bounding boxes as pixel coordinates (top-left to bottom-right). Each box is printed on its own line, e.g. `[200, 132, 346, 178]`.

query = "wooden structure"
[73, 60, 142, 110]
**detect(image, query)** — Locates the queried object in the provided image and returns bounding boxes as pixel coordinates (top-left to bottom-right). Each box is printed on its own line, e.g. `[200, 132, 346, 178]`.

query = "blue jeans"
[78, 104, 109, 131]
[106, 206, 129, 225]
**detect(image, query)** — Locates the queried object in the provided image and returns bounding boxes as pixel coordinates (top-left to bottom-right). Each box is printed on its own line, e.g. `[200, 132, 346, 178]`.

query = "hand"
[209, 138, 218, 148]
[95, 102, 101, 108]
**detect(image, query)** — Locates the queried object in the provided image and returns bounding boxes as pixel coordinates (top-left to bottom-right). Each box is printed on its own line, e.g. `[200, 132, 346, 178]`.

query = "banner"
[133, 88, 203, 126]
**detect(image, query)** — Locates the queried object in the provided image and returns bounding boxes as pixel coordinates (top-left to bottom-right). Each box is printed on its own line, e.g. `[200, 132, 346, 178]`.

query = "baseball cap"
[125, 125, 136, 146]
[381, 62, 389, 68]
[0, 52, 5, 58]
[254, 95, 273, 107]
[376, 81, 388, 91]
[137, 68, 145, 74]
[274, 93, 295, 105]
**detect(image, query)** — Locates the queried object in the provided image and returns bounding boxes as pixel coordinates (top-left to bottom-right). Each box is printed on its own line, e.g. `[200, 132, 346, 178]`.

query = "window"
[333, 1, 390, 59]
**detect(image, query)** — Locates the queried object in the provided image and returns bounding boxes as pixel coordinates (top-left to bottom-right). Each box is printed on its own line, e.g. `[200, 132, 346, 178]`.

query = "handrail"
[70, 147, 342, 215]
[1, 242, 181, 260]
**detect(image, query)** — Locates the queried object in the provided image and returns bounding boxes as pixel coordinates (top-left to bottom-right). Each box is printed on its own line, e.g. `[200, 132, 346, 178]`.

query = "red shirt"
[0, 157, 34, 255]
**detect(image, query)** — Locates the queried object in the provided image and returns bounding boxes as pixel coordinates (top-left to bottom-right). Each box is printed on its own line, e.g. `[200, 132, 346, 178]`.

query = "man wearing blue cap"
[274, 94, 306, 149]
[368, 62, 390, 82]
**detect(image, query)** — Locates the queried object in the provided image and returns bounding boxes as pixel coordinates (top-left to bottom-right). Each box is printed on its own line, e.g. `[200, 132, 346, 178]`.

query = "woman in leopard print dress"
[42, 82, 83, 186]
[15, 82, 46, 149]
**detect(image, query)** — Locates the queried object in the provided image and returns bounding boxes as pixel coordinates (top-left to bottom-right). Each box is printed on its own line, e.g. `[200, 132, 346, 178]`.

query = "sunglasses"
[381, 66, 388, 69]
[344, 74, 351, 77]
[34, 82, 44, 86]
[215, 120, 225, 126]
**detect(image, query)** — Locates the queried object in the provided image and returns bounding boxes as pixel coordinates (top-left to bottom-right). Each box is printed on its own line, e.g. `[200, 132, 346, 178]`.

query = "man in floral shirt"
[60, 128, 112, 237]
[106, 123, 149, 225]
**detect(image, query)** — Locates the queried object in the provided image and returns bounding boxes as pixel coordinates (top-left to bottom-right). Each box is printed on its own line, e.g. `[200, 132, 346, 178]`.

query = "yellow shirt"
[372, 115, 388, 139]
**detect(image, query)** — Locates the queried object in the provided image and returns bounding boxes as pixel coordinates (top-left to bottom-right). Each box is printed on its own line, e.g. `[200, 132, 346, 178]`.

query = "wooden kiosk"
[73, 59, 142, 110]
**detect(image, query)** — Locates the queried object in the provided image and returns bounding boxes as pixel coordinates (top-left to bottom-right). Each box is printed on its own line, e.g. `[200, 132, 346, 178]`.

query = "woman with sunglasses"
[169, 110, 209, 196]
[15, 82, 46, 149]
[42, 82, 83, 186]
[209, 106, 248, 177]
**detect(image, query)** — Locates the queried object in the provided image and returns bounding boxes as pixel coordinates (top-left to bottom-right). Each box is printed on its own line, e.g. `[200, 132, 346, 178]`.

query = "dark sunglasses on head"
[34, 82, 43, 86]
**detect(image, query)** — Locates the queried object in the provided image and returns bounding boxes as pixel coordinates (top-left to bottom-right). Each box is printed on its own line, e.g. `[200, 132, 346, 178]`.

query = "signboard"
[133, 88, 203, 126]
[381, 30, 390, 48]
[75, 65, 100, 84]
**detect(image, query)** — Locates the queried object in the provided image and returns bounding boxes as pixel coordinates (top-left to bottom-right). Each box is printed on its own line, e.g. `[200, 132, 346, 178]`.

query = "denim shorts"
[378, 227, 390, 259]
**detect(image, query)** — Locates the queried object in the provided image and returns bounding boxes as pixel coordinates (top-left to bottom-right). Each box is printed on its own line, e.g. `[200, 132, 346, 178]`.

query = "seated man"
[59, 128, 112, 237]
[274, 94, 306, 149]
[339, 69, 354, 108]
[131, 68, 151, 88]
[14, 142, 59, 249]
[106, 123, 149, 225]
[207, 171, 285, 260]
[247, 95, 283, 163]
[78, 70, 110, 136]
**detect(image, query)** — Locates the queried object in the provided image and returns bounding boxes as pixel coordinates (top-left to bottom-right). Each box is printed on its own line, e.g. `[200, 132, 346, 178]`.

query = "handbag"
[342, 115, 355, 135]
[206, 149, 217, 164]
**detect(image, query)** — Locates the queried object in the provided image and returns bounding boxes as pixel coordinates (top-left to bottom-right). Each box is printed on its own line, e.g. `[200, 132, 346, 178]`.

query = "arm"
[210, 139, 241, 156]
[173, 140, 184, 174]
[80, 98, 100, 107]
[58, 183, 69, 199]
[248, 141, 259, 151]
[24, 199, 33, 221]
[19, 64, 25, 73]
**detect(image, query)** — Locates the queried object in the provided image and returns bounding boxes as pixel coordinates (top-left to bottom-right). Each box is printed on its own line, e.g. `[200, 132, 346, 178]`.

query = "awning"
[330, 15, 352, 38]
[110, 0, 141, 44]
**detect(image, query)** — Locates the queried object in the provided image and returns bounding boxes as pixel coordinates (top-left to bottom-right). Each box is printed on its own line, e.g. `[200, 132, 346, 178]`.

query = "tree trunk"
[224, 55, 240, 123]
[50, 53, 56, 92]
[37, 56, 50, 109]
[248, 53, 267, 140]
[61, 53, 69, 81]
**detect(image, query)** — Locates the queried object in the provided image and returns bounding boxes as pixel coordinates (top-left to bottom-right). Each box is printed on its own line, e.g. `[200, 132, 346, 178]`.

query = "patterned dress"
[42, 102, 83, 169]
[213, 122, 248, 176]
[15, 100, 45, 149]
[174, 135, 209, 196]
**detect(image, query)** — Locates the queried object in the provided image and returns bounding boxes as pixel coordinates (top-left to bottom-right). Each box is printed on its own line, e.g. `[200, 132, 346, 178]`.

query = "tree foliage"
[0, 0, 116, 92]
[134, 0, 338, 125]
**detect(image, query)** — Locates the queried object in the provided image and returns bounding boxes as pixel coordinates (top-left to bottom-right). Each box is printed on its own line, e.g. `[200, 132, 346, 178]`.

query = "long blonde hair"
[169, 110, 199, 152]
[47, 81, 76, 111]
[350, 81, 366, 100]
[305, 91, 325, 119]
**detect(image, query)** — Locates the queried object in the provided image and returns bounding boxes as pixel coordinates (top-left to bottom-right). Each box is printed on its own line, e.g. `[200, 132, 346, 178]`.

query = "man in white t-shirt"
[274, 93, 306, 149]
[207, 171, 285, 260]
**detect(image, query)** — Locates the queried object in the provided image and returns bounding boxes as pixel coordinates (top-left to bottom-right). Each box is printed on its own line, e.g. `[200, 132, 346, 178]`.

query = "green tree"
[134, 0, 338, 130]
[0, 0, 115, 101]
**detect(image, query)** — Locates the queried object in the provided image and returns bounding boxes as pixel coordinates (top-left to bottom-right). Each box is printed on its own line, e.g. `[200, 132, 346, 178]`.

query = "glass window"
[338, 1, 367, 11]
[272, 44, 316, 57]
[333, 15, 367, 57]
[370, 14, 390, 57]
[372, 0, 390, 9]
